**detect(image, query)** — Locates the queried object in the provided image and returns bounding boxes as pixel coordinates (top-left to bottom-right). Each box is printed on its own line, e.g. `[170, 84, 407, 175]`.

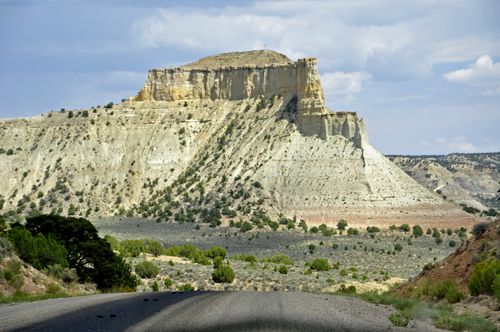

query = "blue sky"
[0, 0, 499, 155]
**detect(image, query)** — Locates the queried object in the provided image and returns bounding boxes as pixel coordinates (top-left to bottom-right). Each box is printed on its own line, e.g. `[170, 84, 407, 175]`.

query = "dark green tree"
[23, 214, 139, 290]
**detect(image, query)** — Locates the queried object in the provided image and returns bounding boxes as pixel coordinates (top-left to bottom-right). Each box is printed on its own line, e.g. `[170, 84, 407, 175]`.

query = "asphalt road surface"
[1, 291, 445, 332]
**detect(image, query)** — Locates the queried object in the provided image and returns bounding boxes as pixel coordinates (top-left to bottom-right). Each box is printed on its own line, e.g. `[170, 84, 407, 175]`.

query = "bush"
[338, 284, 356, 294]
[152, 280, 159, 292]
[169, 260, 174, 266]
[347, 228, 359, 235]
[394, 244, 403, 252]
[213, 256, 223, 269]
[45, 264, 78, 283]
[332, 243, 339, 249]
[413, 225, 423, 238]
[400, 224, 410, 232]
[164, 278, 173, 287]
[367, 226, 380, 233]
[326, 278, 335, 284]
[449, 240, 456, 247]
[279, 265, 288, 274]
[207, 246, 226, 260]
[178, 283, 194, 291]
[435, 237, 443, 244]
[337, 220, 347, 230]
[469, 261, 500, 296]
[212, 265, 235, 283]
[304, 268, 312, 275]
[446, 228, 453, 236]
[472, 222, 489, 236]
[309, 226, 319, 234]
[135, 261, 159, 278]
[426, 228, 432, 234]
[148, 241, 165, 257]
[340, 269, 348, 276]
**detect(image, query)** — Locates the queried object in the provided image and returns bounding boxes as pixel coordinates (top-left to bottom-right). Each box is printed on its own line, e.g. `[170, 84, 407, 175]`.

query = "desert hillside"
[389, 154, 500, 211]
[0, 51, 480, 229]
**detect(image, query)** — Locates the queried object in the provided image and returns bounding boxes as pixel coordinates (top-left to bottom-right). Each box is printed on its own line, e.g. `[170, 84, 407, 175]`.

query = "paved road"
[0, 291, 444, 331]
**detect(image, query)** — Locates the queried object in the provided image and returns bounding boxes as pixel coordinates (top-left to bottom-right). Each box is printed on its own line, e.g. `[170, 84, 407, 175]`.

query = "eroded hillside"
[0, 51, 479, 229]
[388, 154, 500, 211]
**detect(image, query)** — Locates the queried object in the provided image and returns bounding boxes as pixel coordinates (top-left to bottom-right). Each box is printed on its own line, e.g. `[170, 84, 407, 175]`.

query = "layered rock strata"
[0, 51, 480, 229]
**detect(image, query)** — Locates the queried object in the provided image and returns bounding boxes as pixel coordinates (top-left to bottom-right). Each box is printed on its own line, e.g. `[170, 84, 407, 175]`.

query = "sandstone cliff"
[0, 51, 479, 229]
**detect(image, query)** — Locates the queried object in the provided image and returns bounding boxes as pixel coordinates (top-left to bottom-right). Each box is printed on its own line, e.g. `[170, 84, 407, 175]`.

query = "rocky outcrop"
[133, 54, 327, 115]
[132, 51, 368, 148]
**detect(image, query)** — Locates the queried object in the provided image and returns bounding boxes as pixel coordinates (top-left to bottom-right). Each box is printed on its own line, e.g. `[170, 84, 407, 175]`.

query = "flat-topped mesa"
[132, 50, 328, 115]
[132, 50, 368, 146]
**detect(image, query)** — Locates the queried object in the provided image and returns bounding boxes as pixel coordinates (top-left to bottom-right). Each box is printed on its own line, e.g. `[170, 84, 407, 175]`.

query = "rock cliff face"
[0, 51, 479, 229]
[133, 51, 366, 146]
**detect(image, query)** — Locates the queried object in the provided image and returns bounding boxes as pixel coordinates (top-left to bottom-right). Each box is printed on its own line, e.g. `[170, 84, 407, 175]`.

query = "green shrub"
[367, 226, 380, 233]
[449, 240, 456, 247]
[212, 265, 235, 283]
[4, 269, 14, 281]
[340, 269, 348, 276]
[347, 228, 359, 235]
[304, 268, 312, 275]
[338, 284, 356, 293]
[326, 278, 335, 284]
[279, 265, 288, 274]
[436, 237, 443, 244]
[152, 280, 159, 292]
[332, 243, 339, 249]
[45, 264, 78, 283]
[394, 244, 403, 252]
[309, 226, 319, 234]
[349, 267, 357, 272]
[413, 225, 423, 237]
[337, 220, 347, 230]
[207, 246, 226, 259]
[164, 278, 173, 287]
[311, 258, 330, 271]
[46, 282, 61, 294]
[426, 228, 432, 235]
[469, 261, 500, 296]
[178, 283, 194, 291]
[169, 260, 174, 266]
[400, 224, 410, 232]
[352, 273, 358, 279]
[135, 261, 159, 278]
[214, 256, 223, 269]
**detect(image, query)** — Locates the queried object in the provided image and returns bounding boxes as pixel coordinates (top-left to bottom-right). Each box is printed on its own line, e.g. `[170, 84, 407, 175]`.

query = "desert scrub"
[340, 269, 348, 276]
[152, 280, 159, 292]
[414, 279, 466, 304]
[311, 258, 330, 271]
[164, 278, 173, 287]
[178, 283, 194, 291]
[212, 265, 235, 283]
[135, 261, 159, 278]
[279, 265, 288, 274]
[469, 261, 500, 296]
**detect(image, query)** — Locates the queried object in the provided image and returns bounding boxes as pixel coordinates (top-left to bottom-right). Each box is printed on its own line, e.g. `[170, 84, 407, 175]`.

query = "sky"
[0, 0, 499, 155]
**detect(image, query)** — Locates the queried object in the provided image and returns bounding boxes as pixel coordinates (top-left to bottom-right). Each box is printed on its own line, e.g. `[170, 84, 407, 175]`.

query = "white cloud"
[321, 71, 371, 96]
[131, 1, 500, 82]
[434, 136, 477, 153]
[443, 55, 500, 83]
